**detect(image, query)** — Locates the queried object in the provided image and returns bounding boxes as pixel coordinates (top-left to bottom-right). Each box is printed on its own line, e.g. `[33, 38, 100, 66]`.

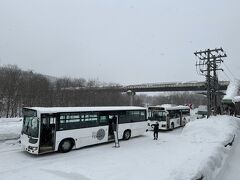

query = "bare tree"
[0, 64, 143, 117]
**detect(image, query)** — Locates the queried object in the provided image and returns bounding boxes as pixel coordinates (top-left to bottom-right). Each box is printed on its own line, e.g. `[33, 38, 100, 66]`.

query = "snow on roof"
[24, 106, 146, 114]
[233, 96, 240, 103]
[164, 105, 190, 110]
[223, 79, 240, 101]
[148, 105, 189, 110]
[160, 104, 176, 108]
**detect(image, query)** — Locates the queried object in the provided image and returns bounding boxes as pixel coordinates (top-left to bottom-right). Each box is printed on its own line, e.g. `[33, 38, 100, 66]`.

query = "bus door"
[175, 110, 181, 127]
[166, 112, 170, 129]
[180, 111, 184, 126]
[107, 113, 119, 141]
[180, 109, 189, 126]
[39, 114, 56, 153]
[97, 112, 112, 141]
[168, 110, 181, 129]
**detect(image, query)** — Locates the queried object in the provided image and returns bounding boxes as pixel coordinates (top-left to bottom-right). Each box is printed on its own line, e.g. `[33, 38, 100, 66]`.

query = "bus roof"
[148, 105, 190, 111]
[23, 106, 146, 114]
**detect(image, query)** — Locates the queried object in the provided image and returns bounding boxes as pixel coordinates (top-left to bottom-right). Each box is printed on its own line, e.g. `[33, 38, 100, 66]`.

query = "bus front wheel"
[59, 139, 74, 153]
[123, 130, 131, 140]
[171, 123, 174, 130]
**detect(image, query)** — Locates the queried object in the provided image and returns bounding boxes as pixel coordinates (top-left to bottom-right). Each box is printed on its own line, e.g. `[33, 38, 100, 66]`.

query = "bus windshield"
[22, 110, 39, 138]
[149, 110, 166, 121]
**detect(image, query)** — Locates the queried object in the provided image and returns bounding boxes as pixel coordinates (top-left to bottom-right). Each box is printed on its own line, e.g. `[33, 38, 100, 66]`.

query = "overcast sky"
[0, 0, 239, 85]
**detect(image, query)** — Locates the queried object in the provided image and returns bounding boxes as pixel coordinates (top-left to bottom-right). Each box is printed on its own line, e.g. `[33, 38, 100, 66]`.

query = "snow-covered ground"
[0, 118, 22, 141]
[215, 135, 240, 180]
[0, 116, 239, 180]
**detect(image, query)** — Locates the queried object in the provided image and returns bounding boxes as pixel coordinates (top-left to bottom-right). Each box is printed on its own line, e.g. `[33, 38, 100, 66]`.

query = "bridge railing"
[61, 81, 230, 92]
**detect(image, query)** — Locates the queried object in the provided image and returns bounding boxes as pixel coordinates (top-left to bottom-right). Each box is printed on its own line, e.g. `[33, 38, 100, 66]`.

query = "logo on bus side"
[92, 129, 105, 140]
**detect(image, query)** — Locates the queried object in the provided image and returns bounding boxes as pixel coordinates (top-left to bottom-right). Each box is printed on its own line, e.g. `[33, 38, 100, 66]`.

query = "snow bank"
[170, 116, 240, 180]
[223, 79, 240, 101]
[182, 116, 238, 144]
[233, 96, 240, 103]
[0, 118, 22, 141]
[0, 117, 22, 123]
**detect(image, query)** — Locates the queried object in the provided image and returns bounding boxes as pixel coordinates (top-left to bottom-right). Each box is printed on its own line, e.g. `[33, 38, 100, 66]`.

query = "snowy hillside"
[0, 116, 239, 180]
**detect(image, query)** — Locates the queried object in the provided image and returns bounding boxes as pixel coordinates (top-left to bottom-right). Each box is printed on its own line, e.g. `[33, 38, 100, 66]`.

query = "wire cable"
[222, 71, 232, 81]
[223, 62, 236, 79]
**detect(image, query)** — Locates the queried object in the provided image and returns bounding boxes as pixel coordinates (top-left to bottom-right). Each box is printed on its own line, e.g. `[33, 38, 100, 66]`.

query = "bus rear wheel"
[123, 130, 131, 140]
[59, 139, 74, 153]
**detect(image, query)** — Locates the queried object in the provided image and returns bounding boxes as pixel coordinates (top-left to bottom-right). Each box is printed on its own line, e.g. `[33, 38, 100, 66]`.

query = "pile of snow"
[0, 118, 22, 123]
[223, 79, 240, 101]
[190, 108, 198, 116]
[0, 118, 22, 141]
[233, 96, 240, 103]
[170, 116, 240, 180]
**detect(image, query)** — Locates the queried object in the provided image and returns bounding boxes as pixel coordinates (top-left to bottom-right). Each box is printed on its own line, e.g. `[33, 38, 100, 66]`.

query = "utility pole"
[194, 48, 227, 118]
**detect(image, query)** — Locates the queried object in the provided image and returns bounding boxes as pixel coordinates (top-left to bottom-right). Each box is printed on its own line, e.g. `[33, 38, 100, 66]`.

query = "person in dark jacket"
[151, 122, 159, 140]
[112, 116, 117, 132]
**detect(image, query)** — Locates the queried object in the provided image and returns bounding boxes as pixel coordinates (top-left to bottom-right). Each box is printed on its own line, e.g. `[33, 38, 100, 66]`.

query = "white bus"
[21, 106, 147, 154]
[147, 105, 190, 130]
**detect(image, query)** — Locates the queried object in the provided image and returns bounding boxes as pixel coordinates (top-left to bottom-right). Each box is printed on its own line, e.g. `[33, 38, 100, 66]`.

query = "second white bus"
[147, 105, 190, 130]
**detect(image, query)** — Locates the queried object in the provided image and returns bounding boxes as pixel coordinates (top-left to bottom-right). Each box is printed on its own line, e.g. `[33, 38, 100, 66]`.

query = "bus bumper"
[21, 134, 39, 155]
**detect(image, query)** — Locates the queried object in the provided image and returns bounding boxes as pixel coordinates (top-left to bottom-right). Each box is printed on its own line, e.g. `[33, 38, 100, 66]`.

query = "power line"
[222, 71, 231, 81]
[223, 62, 236, 80]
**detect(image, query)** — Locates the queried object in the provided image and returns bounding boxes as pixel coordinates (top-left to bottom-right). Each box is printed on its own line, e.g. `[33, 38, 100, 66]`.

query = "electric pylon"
[194, 48, 227, 118]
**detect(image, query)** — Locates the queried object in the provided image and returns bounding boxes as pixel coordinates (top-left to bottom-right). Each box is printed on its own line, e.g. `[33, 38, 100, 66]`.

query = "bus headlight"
[28, 146, 38, 151]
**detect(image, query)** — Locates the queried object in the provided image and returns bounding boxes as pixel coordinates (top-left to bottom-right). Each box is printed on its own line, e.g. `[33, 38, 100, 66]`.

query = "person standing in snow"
[112, 116, 117, 131]
[151, 122, 159, 140]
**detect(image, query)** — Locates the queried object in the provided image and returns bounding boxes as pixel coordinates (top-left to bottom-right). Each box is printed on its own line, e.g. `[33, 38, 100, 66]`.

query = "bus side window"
[168, 111, 174, 119]
[129, 111, 145, 122]
[140, 111, 146, 121]
[126, 111, 134, 122]
[119, 111, 130, 124]
[99, 115, 108, 126]
[182, 109, 190, 116]
[59, 113, 81, 130]
[175, 111, 180, 118]
[81, 113, 98, 128]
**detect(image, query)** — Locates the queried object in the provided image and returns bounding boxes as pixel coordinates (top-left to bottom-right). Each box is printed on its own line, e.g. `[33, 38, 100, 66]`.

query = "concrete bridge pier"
[127, 90, 136, 106]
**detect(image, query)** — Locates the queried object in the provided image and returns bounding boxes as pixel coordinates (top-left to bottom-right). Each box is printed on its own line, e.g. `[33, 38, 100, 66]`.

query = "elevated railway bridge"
[64, 81, 229, 93]
[63, 81, 230, 105]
